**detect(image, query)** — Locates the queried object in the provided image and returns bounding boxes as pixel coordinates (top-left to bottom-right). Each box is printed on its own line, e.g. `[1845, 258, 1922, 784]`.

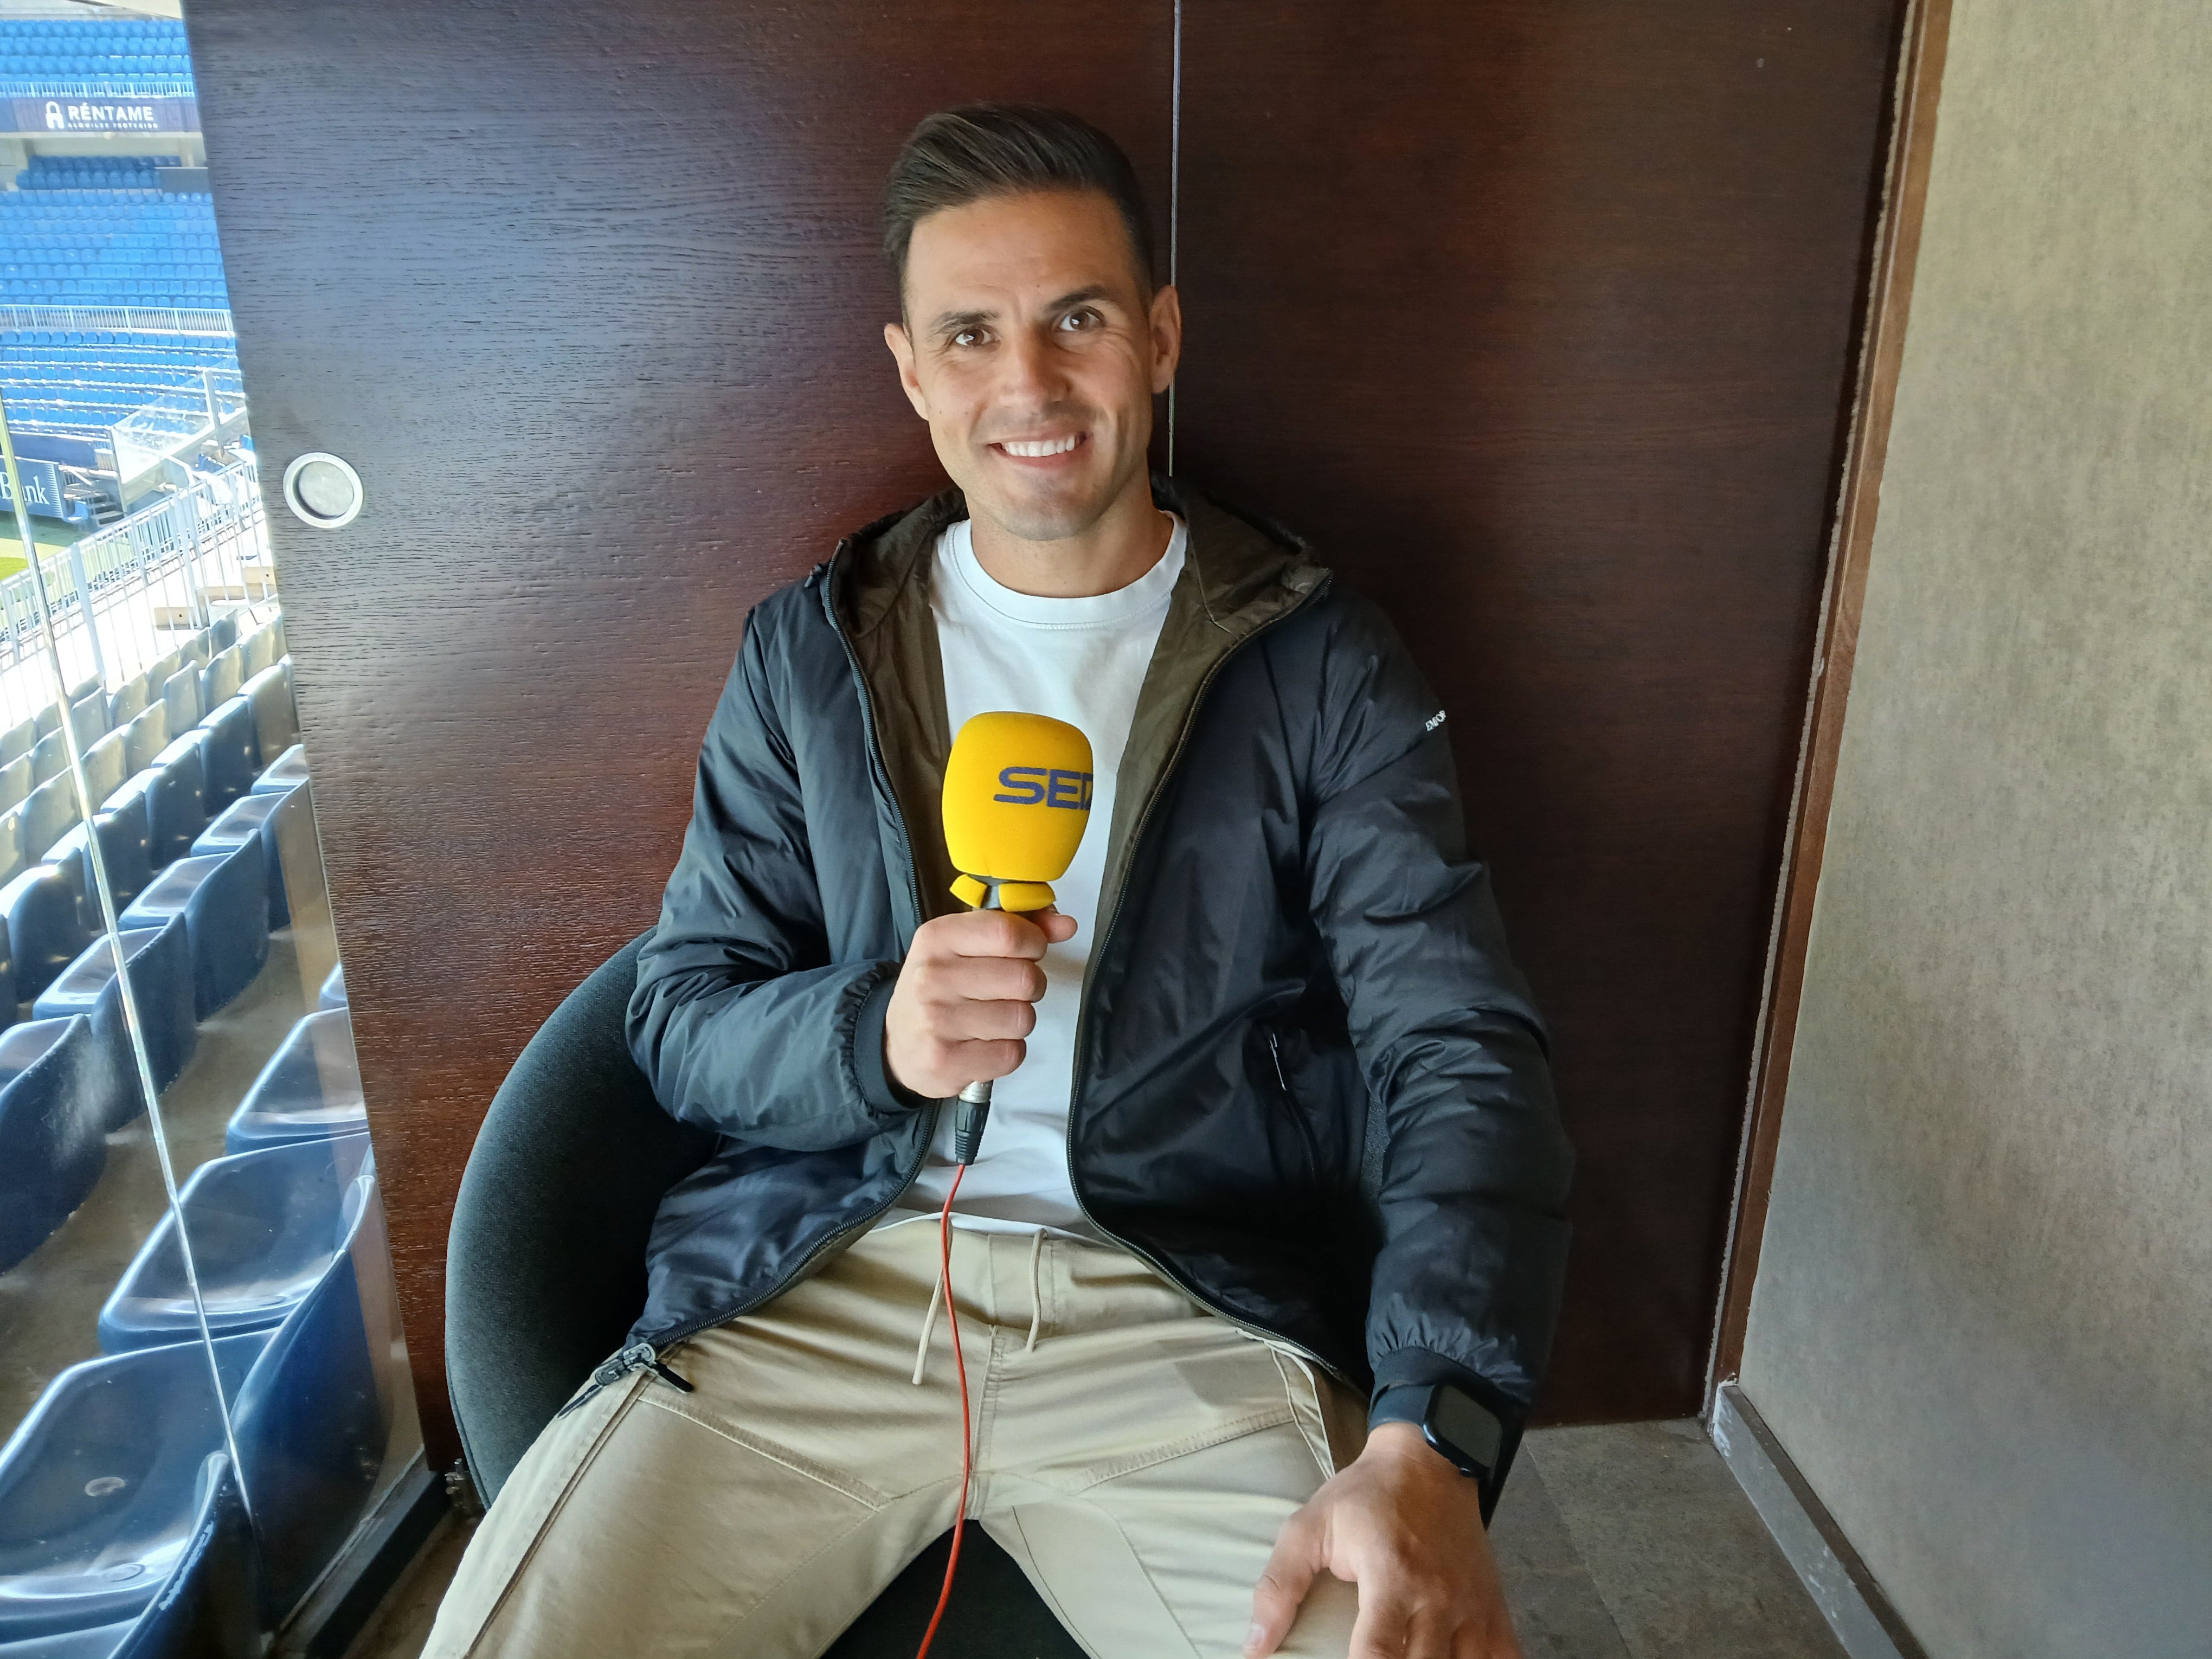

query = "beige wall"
[1738, 2, 2212, 1654]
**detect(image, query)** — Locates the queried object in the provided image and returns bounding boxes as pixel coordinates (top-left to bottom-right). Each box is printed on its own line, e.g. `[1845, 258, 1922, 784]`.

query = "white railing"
[0, 79, 195, 98]
[110, 367, 246, 481]
[0, 457, 268, 730]
[0, 304, 233, 337]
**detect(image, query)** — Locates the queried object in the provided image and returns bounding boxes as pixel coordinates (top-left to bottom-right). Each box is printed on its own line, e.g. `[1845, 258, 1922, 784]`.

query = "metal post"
[66, 542, 108, 690]
[200, 366, 220, 448]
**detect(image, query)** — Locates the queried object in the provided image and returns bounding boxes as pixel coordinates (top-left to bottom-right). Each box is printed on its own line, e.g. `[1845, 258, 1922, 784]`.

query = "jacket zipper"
[574, 548, 948, 1410]
[1060, 576, 1355, 1390]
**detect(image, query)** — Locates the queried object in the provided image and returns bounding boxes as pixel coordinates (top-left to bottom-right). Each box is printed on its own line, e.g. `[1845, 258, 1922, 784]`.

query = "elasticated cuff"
[852, 967, 932, 1116]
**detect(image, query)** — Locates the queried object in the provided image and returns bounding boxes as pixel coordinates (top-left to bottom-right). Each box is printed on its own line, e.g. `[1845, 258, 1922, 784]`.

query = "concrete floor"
[341, 1419, 1846, 1659]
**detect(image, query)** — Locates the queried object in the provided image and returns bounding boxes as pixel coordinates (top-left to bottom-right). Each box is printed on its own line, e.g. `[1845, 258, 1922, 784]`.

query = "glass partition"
[0, 4, 421, 1645]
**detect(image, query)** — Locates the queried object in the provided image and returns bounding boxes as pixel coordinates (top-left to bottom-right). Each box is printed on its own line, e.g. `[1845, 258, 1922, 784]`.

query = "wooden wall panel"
[187, 0, 1173, 1461]
[1175, 1, 1906, 1420]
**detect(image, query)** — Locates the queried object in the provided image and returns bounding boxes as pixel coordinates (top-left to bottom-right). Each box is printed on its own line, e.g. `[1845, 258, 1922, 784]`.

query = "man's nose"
[998, 324, 1068, 404]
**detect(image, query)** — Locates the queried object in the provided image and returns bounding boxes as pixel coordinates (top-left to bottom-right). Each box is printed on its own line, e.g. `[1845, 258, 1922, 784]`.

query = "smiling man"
[426, 105, 1572, 1659]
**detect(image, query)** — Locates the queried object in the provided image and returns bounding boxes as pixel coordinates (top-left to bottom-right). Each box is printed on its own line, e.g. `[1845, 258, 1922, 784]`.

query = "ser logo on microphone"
[995, 766, 1094, 811]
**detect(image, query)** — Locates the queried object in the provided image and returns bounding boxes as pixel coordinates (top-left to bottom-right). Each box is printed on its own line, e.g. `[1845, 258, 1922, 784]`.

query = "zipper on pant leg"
[552, 1341, 696, 1419]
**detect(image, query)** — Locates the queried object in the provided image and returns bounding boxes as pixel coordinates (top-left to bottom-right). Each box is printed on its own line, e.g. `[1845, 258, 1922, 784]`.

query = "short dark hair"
[882, 104, 1156, 308]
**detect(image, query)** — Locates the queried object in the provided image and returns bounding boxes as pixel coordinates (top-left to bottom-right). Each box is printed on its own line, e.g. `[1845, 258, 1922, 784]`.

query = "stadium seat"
[0, 1333, 271, 1649]
[241, 624, 275, 679]
[123, 700, 169, 774]
[30, 726, 67, 785]
[198, 646, 242, 713]
[195, 693, 259, 812]
[32, 703, 58, 739]
[0, 719, 33, 766]
[0, 753, 31, 814]
[250, 742, 308, 796]
[118, 840, 268, 1018]
[142, 732, 209, 865]
[107, 670, 150, 729]
[100, 1133, 373, 1353]
[191, 787, 291, 928]
[240, 661, 298, 763]
[21, 771, 82, 861]
[34, 919, 196, 1106]
[162, 663, 203, 732]
[205, 614, 238, 655]
[228, 1167, 394, 1619]
[60, 1452, 261, 1659]
[225, 1010, 366, 1153]
[0, 1014, 106, 1273]
[81, 726, 128, 807]
[0, 864, 89, 1021]
[319, 961, 346, 1009]
[69, 690, 107, 749]
[0, 806, 24, 891]
[49, 783, 156, 923]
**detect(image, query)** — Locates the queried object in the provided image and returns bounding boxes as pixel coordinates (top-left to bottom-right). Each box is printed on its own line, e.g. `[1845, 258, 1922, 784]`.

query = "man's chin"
[964, 475, 1116, 545]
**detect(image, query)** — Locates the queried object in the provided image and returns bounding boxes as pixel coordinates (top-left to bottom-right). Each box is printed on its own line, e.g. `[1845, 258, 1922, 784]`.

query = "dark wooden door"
[186, 0, 1900, 1458]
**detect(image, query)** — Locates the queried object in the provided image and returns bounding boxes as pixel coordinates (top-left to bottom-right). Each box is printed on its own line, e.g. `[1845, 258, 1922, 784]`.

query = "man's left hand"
[1244, 1422, 1521, 1659]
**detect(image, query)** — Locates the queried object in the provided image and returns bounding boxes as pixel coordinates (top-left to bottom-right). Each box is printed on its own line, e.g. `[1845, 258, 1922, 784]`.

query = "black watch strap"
[1371, 1382, 1503, 1480]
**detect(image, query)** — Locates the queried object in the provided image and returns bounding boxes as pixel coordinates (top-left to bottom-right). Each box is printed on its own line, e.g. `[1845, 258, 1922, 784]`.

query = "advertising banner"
[8, 95, 198, 134]
[0, 458, 70, 520]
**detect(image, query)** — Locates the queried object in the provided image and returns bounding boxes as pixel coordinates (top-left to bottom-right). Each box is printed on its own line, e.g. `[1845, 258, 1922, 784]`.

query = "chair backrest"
[0, 754, 31, 815]
[1, 864, 92, 1009]
[241, 625, 275, 680]
[68, 692, 107, 750]
[200, 646, 243, 712]
[0, 718, 36, 766]
[125, 703, 170, 775]
[21, 773, 81, 861]
[82, 729, 127, 809]
[107, 672, 150, 730]
[32, 703, 60, 739]
[145, 737, 209, 866]
[30, 729, 67, 785]
[446, 931, 713, 1503]
[163, 666, 204, 733]
[241, 663, 299, 763]
[0, 805, 24, 891]
[197, 696, 260, 813]
[206, 613, 239, 655]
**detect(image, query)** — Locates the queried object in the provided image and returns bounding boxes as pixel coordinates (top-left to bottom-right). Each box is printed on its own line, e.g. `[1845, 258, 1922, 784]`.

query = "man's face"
[886, 189, 1180, 544]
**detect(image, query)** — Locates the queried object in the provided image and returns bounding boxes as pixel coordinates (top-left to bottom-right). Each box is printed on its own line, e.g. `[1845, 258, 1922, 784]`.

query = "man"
[427, 104, 1571, 1659]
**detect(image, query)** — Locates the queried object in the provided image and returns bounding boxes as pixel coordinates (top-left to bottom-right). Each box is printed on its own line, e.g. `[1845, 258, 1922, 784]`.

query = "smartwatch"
[1370, 1382, 1504, 1481]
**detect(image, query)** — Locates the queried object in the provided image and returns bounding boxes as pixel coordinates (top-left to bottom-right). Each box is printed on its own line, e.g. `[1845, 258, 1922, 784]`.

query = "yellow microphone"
[940, 711, 1094, 1161]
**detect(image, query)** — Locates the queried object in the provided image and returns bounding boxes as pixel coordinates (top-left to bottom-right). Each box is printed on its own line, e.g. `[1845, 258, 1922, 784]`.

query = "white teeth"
[1000, 434, 1080, 457]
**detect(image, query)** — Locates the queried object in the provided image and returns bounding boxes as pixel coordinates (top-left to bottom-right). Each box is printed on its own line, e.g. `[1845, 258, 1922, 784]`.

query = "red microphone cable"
[912, 1162, 973, 1659]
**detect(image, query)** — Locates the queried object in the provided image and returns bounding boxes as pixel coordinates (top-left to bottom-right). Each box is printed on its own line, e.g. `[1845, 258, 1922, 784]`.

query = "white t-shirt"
[879, 510, 1187, 1238]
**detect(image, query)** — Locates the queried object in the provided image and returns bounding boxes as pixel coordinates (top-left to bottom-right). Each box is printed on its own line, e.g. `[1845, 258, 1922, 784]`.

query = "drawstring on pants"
[911, 1225, 1049, 1384]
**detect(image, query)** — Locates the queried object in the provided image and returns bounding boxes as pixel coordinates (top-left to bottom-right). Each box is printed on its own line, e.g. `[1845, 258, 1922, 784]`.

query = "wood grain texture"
[1175, 0, 1908, 1420]
[184, 0, 1172, 1462]
[1711, 0, 1953, 1394]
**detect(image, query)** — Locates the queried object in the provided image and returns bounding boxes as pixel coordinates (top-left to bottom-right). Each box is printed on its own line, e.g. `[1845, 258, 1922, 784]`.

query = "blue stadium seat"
[194, 695, 259, 813]
[225, 1011, 366, 1154]
[197, 646, 242, 713]
[249, 743, 308, 798]
[30, 727, 68, 785]
[107, 672, 149, 730]
[21, 771, 82, 861]
[0, 719, 34, 766]
[229, 1169, 392, 1619]
[0, 1333, 270, 1649]
[190, 787, 291, 929]
[0, 1015, 106, 1274]
[32, 704, 59, 740]
[100, 1134, 373, 1354]
[241, 625, 276, 680]
[160, 665, 202, 734]
[141, 734, 208, 866]
[49, 783, 156, 925]
[122, 703, 168, 775]
[0, 753, 29, 813]
[2, 863, 91, 1020]
[69, 691, 107, 749]
[33, 920, 196, 1109]
[81, 728, 128, 810]
[318, 962, 346, 1010]
[117, 839, 267, 1019]
[0, 806, 24, 892]
[204, 615, 238, 657]
[239, 663, 298, 765]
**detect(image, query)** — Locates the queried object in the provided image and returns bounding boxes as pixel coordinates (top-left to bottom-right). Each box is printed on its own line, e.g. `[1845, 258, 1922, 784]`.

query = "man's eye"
[951, 328, 986, 348]
[1059, 309, 1099, 331]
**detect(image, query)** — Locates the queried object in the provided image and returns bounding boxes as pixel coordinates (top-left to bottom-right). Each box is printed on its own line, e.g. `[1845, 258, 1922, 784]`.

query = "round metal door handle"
[281, 451, 363, 529]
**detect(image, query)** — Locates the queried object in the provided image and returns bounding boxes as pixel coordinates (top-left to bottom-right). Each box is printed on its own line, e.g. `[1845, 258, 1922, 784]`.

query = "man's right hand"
[883, 908, 1075, 1099]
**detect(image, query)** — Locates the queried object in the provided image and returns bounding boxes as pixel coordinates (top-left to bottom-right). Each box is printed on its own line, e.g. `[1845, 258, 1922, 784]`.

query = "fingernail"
[1244, 1623, 1266, 1655]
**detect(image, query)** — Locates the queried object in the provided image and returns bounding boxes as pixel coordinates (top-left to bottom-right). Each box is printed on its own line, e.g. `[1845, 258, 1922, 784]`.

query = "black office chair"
[446, 931, 1084, 1658]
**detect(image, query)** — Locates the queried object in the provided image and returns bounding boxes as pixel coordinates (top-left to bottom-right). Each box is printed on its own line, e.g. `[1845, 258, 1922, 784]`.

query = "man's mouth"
[991, 432, 1086, 461]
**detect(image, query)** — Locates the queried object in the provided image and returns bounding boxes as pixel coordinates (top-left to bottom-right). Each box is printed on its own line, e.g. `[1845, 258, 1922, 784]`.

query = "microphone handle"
[953, 1079, 991, 1165]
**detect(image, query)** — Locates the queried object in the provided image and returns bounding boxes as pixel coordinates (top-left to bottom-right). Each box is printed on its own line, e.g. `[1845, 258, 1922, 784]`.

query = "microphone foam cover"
[942, 711, 1094, 888]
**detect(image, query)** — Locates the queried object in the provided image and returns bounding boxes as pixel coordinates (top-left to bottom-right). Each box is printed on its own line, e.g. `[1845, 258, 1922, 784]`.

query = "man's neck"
[968, 473, 1175, 599]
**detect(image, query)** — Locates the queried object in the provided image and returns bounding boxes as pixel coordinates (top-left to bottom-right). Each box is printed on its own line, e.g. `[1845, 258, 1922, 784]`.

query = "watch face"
[1429, 1386, 1503, 1471]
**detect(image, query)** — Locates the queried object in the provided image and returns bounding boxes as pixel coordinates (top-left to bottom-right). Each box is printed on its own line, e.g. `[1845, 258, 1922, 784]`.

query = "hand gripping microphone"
[938, 710, 1093, 1163]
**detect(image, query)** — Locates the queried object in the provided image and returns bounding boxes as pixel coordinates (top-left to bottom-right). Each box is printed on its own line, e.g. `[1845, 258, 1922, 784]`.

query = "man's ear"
[1148, 282, 1183, 396]
[884, 320, 929, 419]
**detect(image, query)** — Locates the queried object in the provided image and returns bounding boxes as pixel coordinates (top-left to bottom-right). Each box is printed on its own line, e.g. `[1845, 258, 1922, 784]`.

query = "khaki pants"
[426, 1218, 1369, 1658]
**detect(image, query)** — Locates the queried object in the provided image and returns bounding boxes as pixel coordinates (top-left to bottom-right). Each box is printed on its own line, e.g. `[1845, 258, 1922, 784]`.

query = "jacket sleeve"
[1302, 602, 1574, 1462]
[627, 608, 921, 1150]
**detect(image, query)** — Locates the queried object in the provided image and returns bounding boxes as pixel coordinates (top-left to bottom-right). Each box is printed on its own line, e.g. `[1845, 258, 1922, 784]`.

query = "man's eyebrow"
[927, 285, 1119, 336]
